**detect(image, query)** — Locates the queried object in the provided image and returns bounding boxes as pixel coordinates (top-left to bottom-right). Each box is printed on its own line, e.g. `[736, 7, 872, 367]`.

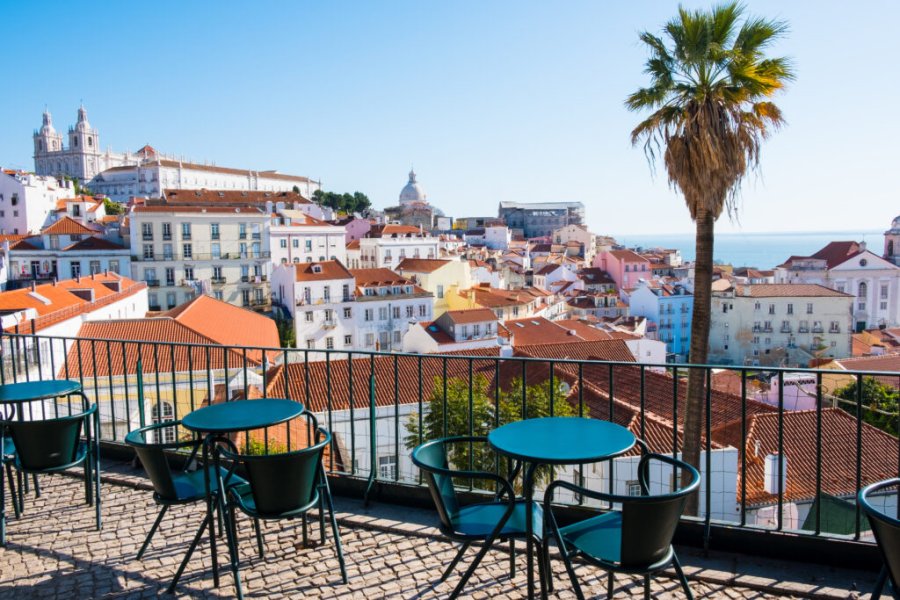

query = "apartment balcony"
[210, 277, 227, 285]
[798, 326, 810, 333]
[812, 325, 825, 333]
[133, 251, 272, 262]
[147, 304, 161, 311]
[250, 298, 269, 307]
[144, 279, 160, 287]
[323, 319, 337, 329]
[780, 325, 792, 333]
[830, 326, 841, 334]
[162, 233, 172, 241]
[141, 233, 153, 241]
[0, 332, 894, 599]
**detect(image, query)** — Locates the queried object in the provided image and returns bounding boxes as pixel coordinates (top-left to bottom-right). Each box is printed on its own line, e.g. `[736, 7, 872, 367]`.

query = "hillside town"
[2, 106, 899, 374]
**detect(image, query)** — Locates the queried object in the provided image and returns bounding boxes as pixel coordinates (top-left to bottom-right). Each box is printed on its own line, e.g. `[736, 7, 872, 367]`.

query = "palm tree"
[627, 2, 793, 512]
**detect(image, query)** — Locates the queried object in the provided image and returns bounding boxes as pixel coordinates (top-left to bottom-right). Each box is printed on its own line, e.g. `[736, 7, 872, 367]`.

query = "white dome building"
[399, 169, 427, 206]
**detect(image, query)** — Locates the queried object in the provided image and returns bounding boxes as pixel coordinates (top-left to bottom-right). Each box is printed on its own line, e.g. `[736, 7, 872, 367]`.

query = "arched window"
[889, 241, 895, 257]
[858, 281, 867, 299]
[152, 401, 176, 443]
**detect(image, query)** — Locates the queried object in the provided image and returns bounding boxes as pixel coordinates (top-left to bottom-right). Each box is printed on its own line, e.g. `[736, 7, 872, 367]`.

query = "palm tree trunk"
[683, 209, 715, 515]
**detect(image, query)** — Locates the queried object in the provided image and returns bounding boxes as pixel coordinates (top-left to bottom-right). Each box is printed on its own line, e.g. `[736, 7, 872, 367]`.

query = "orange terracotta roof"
[62, 236, 126, 251]
[609, 249, 650, 263]
[442, 309, 498, 325]
[41, 216, 96, 236]
[133, 205, 266, 214]
[350, 268, 413, 287]
[61, 319, 250, 377]
[554, 319, 615, 341]
[158, 294, 279, 363]
[396, 258, 451, 273]
[162, 188, 312, 205]
[735, 284, 850, 298]
[514, 339, 636, 363]
[346, 240, 360, 250]
[294, 260, 353, 282]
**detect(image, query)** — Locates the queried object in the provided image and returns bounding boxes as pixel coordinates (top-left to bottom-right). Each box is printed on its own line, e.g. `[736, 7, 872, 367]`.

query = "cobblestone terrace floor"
[0, 461, 884, 599]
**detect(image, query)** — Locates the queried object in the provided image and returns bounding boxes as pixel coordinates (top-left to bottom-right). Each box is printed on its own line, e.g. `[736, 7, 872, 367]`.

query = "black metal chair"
[412, 435, 543, 599]
[544, 451, 700, 600]
[0, 403, 101, 545]
[219, 414, 347, 600]
[124, 421, 253, 561]
[859, 478, 900, 599]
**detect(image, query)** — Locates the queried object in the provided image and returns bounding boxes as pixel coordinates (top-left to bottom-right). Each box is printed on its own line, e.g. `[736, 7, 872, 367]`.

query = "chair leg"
[5, 464, 20, 519]
[441, 542, 471, 582]
[535, 539, 549, 600]
[302, 512, 308, 547]
[322, 484, 348, 583]
[872, 566, 887, 600]
[224, 503, 244, 600]
[254, 518, 264, 558]
[31, 474, 40, 498]
[644, 574, 651, 600]
[167, 515, 209, 594]
[542, 537, 553, 593]
[17, 469, 24, 513]
[672, 554, 693, 600]
[450, 529, 505, 599]
[0, 463, 6, 546]
[318, 487, 326, 543]
[607, 571, 614, 598]
[137, 504, 168, 560]
[94, 450, 102, 530]
[509, 539, 516, 577]
[83, 455, 92, 506]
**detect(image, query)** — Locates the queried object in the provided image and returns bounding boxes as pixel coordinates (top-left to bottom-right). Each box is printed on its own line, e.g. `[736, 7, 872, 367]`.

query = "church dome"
[399, 169, 427, 205]
[893, 215, 900, 229]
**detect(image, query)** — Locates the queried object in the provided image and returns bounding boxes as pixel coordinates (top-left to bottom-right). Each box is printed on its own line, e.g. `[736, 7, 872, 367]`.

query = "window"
[393, 330, 401, 344]
[344, 335, 352, 346]
[148, 292, 158, 308]
[166, 292, 176, 308]
[419, 304, 427, 317]
[211, 243, 221, 259]
[183, 244, 192, 259]
[858, 281, 868, 299]
[881, 284, 889, 300]
[70, 262, 81, 278]
[324, 286, 331, 302]
[342, 284, 350, 301]
[307, 340, 315, 350]
[239, 223, 247, 239]
[807, 303, 813, 314]
[379, 455, 397, 480]
[626, 480, 642, 496]
[836, 283, 845, 293]
[108, 260, 120, 274]
[151, 402, 176, 443]
[881, 302, 889, 310]
[768, 303, 775, 315]
[473, 324, 481, 336]
[379, 307, 388, 320]
[365, 309, 374, 322]
[343, 307, 352, 318]
[437, 285, 444, 299]
[143, 244, 154, 260]
[181, 222, 191, 239]
[325, 337, 334, 350]
[406, 305, 413, 318]
[305, 240, 312, 252]
[787, 303, 793, 315]
[280, 239, 288, 248]
[162, 222, 172, 240]
[392, 306, 400, 319]
[141, 223, 153, 240]
[210, 223, 220, 240]
[213, 290, 223, 300]
[212, 266, 223, 280]
[163, 243, 173, 260]
[305, 311, 313, 322]
[184, 266, 194, 280]
[165, 267, 175, 286]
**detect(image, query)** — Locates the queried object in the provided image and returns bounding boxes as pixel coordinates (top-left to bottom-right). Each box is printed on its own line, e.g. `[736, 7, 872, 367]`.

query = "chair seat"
[451, 500, 542, 539]
[559, 511, 673, 570]
[170, 467, 247, 503]
[228, 482, 319, 518]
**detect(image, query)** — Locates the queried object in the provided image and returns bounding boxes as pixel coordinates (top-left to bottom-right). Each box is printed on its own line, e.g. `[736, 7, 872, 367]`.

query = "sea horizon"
[612, 229, 885, 271]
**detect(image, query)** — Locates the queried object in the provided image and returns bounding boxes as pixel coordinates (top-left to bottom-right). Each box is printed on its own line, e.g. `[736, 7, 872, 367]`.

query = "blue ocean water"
[615, 230, 884, 270]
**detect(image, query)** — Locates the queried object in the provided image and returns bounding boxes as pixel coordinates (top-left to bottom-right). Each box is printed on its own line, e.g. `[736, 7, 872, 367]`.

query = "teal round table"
[488, 417, 636, 599]
[174, 399, 305, 591]
[0, 380, 82, 404]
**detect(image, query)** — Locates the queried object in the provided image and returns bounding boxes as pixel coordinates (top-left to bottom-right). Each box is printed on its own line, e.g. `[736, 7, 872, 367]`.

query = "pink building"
[337, 216, 372, 243]
[594, 249, 651, 290]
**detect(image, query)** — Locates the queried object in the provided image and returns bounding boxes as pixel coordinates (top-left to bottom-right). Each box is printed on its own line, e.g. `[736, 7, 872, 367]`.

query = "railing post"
[137, 359, 146, 429]
[364, 366, 377, 506]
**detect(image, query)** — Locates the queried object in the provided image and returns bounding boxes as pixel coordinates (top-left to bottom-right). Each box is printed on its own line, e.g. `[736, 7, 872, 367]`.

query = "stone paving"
[0, 463, 882, 599]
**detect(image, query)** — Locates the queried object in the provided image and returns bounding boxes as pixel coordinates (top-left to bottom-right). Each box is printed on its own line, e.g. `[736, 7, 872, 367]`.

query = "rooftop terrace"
[0, 460, 880, 599]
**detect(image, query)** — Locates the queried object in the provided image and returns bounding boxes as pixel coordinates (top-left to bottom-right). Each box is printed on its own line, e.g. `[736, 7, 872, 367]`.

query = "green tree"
[836, 377, 899, 436]
[312, 189, 371, 214]
[404, 374, 578, 490]
[276, 319, 296, 348]
[292, 185, 301, 194]
[626, 2, 793, 510]
[103, 197, 124, 215]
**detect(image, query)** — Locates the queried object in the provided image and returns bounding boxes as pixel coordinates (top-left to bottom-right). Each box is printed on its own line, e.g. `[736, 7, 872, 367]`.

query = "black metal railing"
[0, 330, 898, 551]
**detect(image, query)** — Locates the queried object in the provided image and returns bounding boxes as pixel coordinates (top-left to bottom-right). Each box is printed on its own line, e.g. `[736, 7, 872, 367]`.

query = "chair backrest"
[411, 438, 461, 531]
[618, 453, 700, 568]
[859, 479, 900, 589]
[230, 430, 330, 516]
[6, 409, 90, 471]
[124, 423, 187, 501]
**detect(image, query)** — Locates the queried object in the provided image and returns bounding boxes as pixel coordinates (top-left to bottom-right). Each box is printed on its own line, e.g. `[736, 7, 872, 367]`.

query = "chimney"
[30, 281, 36, 292]
[859, 241, 867, 252]
[763, 453, 787, 495]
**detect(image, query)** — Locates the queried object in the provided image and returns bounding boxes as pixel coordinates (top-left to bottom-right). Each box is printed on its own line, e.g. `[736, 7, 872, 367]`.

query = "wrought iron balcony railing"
[0, 329, 897, 557]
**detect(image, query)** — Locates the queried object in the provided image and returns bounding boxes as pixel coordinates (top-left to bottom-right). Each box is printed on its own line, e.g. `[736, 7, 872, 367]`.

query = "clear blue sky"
[2, 1, 897, 236]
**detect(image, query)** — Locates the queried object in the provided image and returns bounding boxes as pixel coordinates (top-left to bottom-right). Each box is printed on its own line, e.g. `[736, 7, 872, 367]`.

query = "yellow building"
[396, 258, 472, 318]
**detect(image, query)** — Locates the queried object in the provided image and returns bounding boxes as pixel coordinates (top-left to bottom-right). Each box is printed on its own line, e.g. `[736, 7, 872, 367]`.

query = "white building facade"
[0, 170, 72, 234]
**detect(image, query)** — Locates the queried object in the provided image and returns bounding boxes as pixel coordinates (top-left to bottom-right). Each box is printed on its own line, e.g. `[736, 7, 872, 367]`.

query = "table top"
[182, 399, 304, 434]
[488, 417, 635, 465]
[0, 380, 82, 404]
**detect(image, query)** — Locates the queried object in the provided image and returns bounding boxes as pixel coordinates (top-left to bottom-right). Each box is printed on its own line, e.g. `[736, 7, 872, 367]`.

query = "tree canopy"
[312, 190, 371, 215]
[836, 377, 899, 436]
